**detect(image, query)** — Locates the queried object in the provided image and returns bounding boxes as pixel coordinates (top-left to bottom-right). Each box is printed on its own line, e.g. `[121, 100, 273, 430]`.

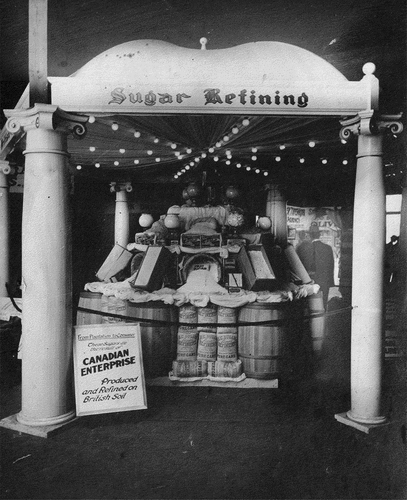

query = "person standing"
[297, 224, 335, 309]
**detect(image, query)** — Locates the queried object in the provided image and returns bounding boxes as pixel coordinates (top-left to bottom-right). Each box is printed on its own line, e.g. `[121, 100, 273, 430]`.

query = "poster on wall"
[73, 323, 147, 416]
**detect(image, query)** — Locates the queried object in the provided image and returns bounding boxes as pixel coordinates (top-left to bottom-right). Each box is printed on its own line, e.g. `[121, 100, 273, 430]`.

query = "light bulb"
[232, 127, 239, 134]
[251, 147, 258, 153]
[88, 115, 96, 124]
[174, 151, 180, 156]
[279, 145, 286, 150]
[299, 158, 305, 163]
[134, 159, 139, 164]
[171, 143, 177, 149]
[114, 161, 119, 166]
[214, 156, 219, 162]
[236, 163, 241, 168]
[208, 148, 215, 153]
[185, 165, 190, 170]
[89, 146, 96, 152]
[186, 148, 192, 154]
[215, 142, 221, 148]
[223, 135, 230, 142]
[263, 171, 269, 176]
[201, 152, 207, 158]
[190, 161, 194, 166]
[341, 139, 347, 144]
[226, 160, 231, 165]
[255, 169, 260, 174]
[95, 163, 100, 168]
[154, 138, 159, 143]
[147, 150, 153, 155]
[181, 169, 186, 173]
[251, 155, 257, 161]
[134, 131, 141, 138]
[246, 166, 251, 171]
[119, 148, 125, 154]
[275, 156, 281, 162]
[111, 122, 119, 131]
[76, 165, 82, 170]
[174, 175, 178, 178]
[242, 118, 250, 126]
[309, 141, 316, 148]
[342, 159, 348, 165]
[322, 158, 328, 164]
[155, 157, 161, 162]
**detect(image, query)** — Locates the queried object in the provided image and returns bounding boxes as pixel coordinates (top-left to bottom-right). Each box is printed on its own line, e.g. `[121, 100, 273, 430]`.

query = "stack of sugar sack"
[173, 304, 207, 377]
[209, 306, 243, 378]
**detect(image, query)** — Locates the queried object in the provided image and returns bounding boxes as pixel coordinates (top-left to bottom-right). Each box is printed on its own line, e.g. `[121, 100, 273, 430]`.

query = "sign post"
[73, 323, 147, 416]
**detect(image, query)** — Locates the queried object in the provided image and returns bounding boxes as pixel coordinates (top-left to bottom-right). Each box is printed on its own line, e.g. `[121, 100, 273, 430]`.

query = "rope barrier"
[76, 304, 353, 328]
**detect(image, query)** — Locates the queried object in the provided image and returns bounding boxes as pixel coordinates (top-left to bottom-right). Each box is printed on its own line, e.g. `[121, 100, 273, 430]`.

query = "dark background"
[1, 0, 406, 295]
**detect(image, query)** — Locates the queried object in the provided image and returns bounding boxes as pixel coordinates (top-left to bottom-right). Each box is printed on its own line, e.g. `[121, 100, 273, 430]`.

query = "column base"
[17, 408, 76, 427]
[335, 412, 389, 434]
[0, 412, 78, 438]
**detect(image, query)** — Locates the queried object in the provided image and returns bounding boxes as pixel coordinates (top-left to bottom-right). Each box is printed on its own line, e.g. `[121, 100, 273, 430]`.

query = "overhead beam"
[29, 0, 49, 106]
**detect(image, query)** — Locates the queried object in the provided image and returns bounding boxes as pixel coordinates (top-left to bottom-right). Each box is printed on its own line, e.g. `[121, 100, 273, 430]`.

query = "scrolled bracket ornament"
[340, 111, 403, 140]
[375, 114, 404, 136]
[339, 115, 361, 141]
[53, 108, 88, 140]
[339, 110, 377, 141]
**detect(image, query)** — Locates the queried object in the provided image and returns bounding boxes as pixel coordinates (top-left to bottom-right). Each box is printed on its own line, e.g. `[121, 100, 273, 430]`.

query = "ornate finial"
[200, 37, 208, 50]
[362, 62, 376, 75]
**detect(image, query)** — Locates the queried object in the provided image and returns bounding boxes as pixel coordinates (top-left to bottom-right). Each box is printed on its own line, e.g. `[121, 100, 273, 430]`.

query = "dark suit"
[297, 239, 335, 308]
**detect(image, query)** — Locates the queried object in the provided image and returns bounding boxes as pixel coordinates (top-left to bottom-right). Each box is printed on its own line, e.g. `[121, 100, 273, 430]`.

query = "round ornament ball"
[139, 213, 154, 228]
[186, 183, 200, 198]
[257, 216, 272, 230]
[227, 212, 244, 228]
[225, 186, 239, 199]
[164, 214, 180, 229]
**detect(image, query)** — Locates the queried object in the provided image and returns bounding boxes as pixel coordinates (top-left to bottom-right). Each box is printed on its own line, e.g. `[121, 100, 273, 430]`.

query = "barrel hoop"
[239, 353, 284, 360]
[76, 304, 351, 327]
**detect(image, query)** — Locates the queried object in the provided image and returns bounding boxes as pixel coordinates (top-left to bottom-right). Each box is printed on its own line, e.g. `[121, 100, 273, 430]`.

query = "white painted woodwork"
[114, 189, 129, 247]
[17, 124, 75, 426]
[266, 184, 287, 246]
[348, 132, 386, 424]
[0, 165, 9, 297]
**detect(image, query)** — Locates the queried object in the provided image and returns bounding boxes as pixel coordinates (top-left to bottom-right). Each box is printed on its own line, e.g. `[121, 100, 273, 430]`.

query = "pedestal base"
[0, 413, 78, 438]
[334, 412, 389, 434]
[147, 377, 279, 388]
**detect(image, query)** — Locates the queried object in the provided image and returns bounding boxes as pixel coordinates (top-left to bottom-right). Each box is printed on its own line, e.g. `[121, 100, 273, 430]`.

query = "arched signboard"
[49, 39, 379, 116]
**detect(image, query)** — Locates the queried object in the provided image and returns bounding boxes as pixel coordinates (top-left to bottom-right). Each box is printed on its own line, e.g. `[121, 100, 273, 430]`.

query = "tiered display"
[80, 185, 319, 382]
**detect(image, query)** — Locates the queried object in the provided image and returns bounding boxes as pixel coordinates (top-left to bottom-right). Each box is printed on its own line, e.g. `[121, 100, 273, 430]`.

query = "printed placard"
[73, 323, 147, 416]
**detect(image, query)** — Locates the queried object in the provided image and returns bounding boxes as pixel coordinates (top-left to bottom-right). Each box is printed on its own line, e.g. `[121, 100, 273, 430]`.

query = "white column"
[0, 161, 10, 297]
[335, 111, 403, 430]
[0, 105, 87, 433]
[266, 184, 287, 246]
[111, 182, 131, 247]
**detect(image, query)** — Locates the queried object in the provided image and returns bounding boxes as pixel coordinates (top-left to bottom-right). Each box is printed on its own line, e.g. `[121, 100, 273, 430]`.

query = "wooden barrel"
[238, 302, 288, 379]
[305, 292, 326, 355]
[76, 291, 103, 325]
[126, 301, 178, 378]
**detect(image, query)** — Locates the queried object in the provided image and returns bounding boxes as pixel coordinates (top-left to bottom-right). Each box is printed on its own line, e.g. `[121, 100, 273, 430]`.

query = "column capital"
[340, 111, 403, 141]
[4, 104, 88, 140]
[110, 181, 133, 193]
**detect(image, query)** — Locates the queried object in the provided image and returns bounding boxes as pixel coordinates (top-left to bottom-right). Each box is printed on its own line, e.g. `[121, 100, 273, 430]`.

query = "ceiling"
[0, 0, 405, 205]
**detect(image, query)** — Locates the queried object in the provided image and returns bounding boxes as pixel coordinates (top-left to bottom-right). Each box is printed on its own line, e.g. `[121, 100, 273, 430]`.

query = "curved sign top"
[49, 39, 379, 116]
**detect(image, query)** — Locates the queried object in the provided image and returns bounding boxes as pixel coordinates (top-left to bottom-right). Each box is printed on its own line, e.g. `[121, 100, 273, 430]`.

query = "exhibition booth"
[0, 37, 403, 436]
